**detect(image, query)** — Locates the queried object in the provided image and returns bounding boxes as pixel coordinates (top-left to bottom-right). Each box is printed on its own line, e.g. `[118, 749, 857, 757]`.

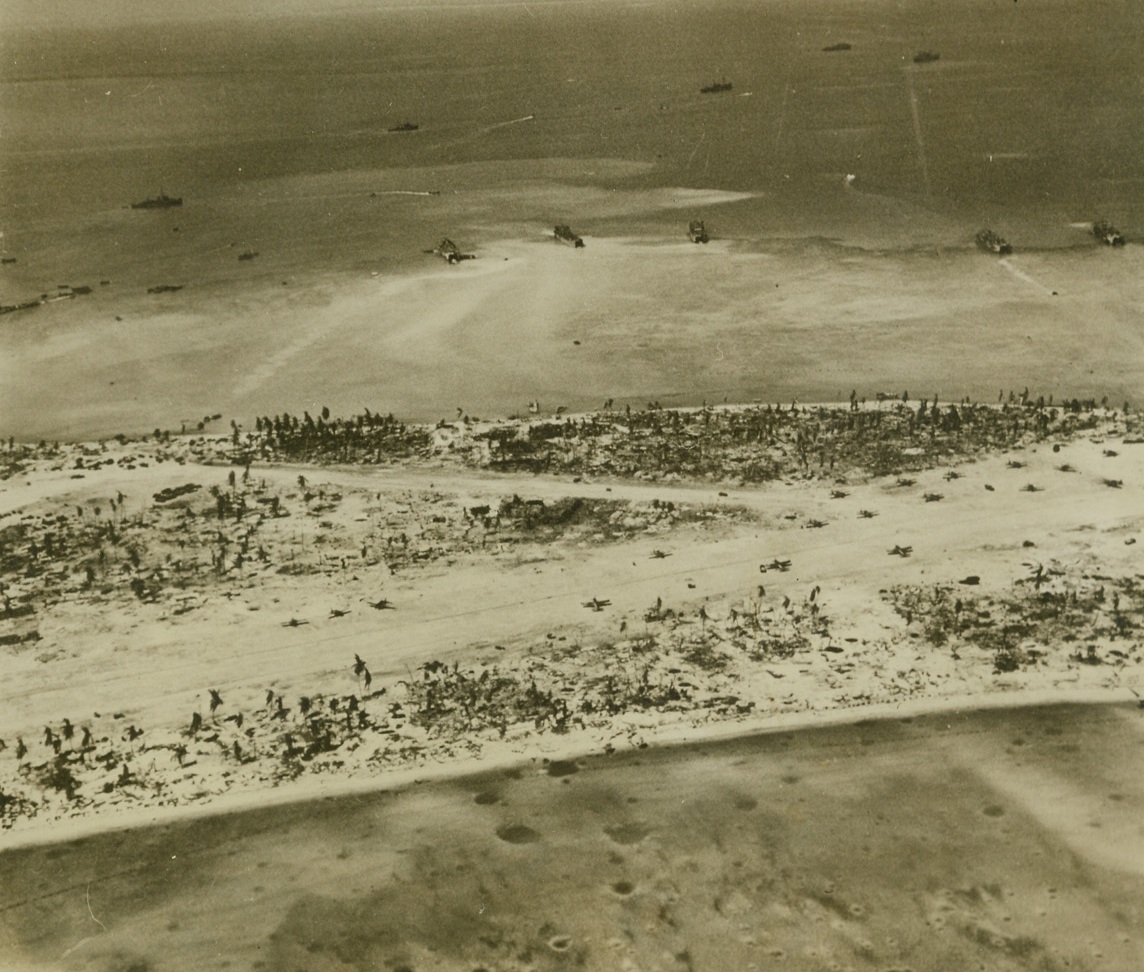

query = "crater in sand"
[546, 759, 580, 778]
[604, 822, 652, 845]
[496, 823, 540, 844]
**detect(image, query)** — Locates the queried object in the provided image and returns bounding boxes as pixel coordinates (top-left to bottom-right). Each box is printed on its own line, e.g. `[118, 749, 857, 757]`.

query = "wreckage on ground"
[554, 225, 584, 248]
[975, 229, 1012, 255]
[688, 220, 709, 244]
[427, 238, 475, 264]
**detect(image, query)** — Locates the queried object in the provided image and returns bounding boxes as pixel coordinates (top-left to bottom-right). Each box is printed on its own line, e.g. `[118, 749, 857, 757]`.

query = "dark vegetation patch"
[455, 398, 1127, 484]
[249, 409, 430, 464]
[883, 570, 1143, 673]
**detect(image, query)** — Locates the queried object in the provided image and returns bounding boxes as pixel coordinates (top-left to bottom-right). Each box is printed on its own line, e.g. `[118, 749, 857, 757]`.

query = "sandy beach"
[1, 400, 1141, 840]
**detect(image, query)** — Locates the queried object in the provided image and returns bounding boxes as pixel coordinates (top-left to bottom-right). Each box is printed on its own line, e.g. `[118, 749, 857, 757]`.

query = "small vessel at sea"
[699, 80, 733, 94]
[238, 250, 259, 262]
[975, 229, 1012, 255]
[131, 191, 182, 210]
[913, 51, 940, 64]
[823, 42, 852, 52]
[1092, 221, 1125, 246]
[688, 220, 709, 244]
[554, 225, 584, 248]
[387, 122, 419, 132]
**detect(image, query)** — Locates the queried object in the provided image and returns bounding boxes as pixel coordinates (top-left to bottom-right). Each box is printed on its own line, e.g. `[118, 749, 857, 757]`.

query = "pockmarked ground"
[0, 399, 1140, 843]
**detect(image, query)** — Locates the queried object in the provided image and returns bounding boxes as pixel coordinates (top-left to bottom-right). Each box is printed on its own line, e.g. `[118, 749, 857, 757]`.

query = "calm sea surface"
[2, 0, 1141, 242]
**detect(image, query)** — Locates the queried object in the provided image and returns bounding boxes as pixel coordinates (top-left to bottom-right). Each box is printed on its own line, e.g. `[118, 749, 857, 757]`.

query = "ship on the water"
[975, 229, 1012, 255]
[823, 42, 852, 52]
[1092, 221, 1125, 246]
[912, 51, 940, 64]
[554, 225, 584, 248]
[131, 192, 182, 210]
[699, 80, 733, 94]
[688, 220, 709, 244]
[387, 122, 419, 132]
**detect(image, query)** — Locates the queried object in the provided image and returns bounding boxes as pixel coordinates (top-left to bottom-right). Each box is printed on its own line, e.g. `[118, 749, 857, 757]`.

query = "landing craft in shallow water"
[554, 225, 584, 248]
[427, 238, 475, 264]
[975, 228, 1012, 255]
[688, 220, 709, 244]
[1092, 221, 1125, 246]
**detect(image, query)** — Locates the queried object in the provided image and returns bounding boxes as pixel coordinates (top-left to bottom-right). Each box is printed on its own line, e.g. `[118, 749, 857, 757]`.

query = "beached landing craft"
[427, 238, 475, 264]
[975, 228, 1012, 255]
[688, 220, 710, 244]
[1092, 221, 1125, 246]
[554, 225, 584, 248]
[131, 191, 182, 209]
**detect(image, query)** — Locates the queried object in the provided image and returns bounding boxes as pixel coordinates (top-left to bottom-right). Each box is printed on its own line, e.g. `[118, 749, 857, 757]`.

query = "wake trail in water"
[904, 70, 931, 199]
[774, 78, 791, 152]
[998, 257, 1054, 296]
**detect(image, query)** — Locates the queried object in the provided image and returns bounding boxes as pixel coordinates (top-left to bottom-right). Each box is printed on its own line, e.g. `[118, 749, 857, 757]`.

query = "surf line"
[904, 69, 932, 199]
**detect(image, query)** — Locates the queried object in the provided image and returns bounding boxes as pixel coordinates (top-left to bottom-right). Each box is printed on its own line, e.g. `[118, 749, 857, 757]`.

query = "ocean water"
[0, 0, 1141, 437]
[2, 0, 1141, 238]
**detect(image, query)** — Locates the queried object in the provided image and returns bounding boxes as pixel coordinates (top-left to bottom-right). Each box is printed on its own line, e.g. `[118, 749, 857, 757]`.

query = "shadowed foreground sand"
[1, 703, 1142, 971]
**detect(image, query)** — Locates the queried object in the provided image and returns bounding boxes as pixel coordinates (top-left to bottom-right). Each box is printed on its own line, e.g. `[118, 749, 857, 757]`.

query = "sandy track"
[1, 433, 1139, 740]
